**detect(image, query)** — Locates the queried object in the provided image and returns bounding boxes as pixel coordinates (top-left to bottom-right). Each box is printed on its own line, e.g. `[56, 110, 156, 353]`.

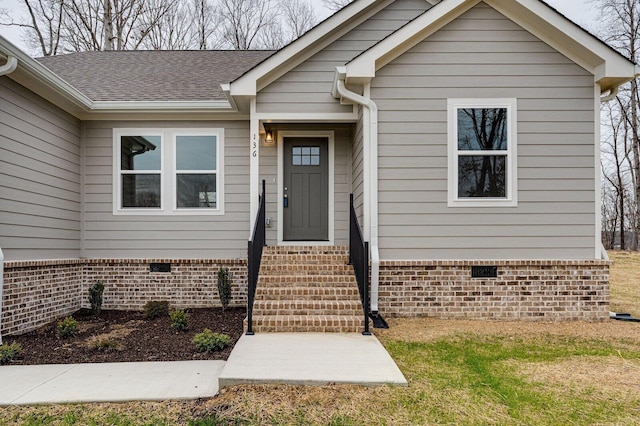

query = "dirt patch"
[4, 307, 245, 364]
[511, 355, 640, 397]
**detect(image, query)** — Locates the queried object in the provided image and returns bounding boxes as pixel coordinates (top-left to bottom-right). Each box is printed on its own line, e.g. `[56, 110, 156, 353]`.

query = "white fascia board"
[0, 36, 92, 111]
[345, 0, 477, 79]
[230, 0, 390, 97]
[487, 0, 636, 81]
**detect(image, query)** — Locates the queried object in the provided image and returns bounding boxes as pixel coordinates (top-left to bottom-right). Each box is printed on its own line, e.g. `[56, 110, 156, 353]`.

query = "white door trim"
[277, 130, 335, 246]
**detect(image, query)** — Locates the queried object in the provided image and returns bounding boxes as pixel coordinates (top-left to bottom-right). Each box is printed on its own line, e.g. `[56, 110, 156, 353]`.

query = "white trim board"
[277, 131, 335, 246]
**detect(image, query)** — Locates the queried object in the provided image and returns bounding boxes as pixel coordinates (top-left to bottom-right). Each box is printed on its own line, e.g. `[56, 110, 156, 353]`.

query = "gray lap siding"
[372, 3, 597, 260]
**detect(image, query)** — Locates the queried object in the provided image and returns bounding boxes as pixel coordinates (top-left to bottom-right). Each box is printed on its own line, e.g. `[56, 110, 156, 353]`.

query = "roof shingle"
[36, 50, 274, 102]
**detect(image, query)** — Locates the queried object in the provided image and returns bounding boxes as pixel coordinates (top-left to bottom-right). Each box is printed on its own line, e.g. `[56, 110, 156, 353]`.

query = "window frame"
[113, 128, 224, 215]
[447, 98, 518, 208]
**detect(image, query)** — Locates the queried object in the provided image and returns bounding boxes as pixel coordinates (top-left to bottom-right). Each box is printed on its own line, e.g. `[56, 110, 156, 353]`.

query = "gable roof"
[230, 0, 636, 99]
[36, 50, 273, 102]
[343, 0, 638, 92]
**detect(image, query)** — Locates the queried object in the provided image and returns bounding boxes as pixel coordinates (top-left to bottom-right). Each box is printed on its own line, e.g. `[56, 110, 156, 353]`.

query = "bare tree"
[594, 0, 640, 250]
[216, 0, 276, 49]
[3, 0, 318, 54]
[322, 0, 352, 11]
[141, 0, 193, 50]
[280, 0, 315, 39]
[0, 0, 65, 56]
[192, 0, 217, 49]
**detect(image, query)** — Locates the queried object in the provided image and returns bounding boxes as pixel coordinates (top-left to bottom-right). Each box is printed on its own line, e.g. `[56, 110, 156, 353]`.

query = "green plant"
[193, 329, 230, 353]
[144, 300, 169, 319]
[0, 342, 21, 365]
[57, 316, 78, 338]
[88, 280, 105, 314]
[170, 309, 189, 331]
[88, 336, 121, 352]
[217, 267, 232, 311]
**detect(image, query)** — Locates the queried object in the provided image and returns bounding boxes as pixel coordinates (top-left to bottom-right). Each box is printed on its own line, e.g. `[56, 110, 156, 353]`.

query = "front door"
[283, 137, 329, 241]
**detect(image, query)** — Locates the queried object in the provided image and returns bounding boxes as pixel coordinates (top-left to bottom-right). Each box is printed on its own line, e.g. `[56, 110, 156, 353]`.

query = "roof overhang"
[0, 36, 244, 120]
[344, 0, 638, 93]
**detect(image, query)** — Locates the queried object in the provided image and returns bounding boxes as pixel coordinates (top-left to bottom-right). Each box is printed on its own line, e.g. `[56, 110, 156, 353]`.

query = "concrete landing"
[0, 360, 224, 405]
[218, 333, 407, 387]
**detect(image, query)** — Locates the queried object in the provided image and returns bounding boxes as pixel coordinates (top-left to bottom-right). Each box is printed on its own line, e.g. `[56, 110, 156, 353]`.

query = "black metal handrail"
[349, 194, 371, 335]
[246, 180, 266, 335]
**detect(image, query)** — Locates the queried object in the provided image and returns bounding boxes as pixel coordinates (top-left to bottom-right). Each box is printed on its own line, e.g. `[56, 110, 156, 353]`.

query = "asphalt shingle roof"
[35, 50, 274, 102]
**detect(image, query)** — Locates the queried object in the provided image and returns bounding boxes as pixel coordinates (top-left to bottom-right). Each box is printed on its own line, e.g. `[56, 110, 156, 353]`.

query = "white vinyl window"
[447, 99, 517, 207]
[114, 128, 224, 215]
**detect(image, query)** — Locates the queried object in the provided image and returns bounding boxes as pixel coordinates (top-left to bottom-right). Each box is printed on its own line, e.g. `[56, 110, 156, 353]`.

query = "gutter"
[0, 55, 17, 76]
[332, 66, 382, 314]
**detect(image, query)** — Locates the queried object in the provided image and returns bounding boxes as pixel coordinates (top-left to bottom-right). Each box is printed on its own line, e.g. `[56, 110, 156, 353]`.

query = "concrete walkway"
[0, 333, 406, 405]
[0, 360, 224, 405]
[218, 333, 407, 387]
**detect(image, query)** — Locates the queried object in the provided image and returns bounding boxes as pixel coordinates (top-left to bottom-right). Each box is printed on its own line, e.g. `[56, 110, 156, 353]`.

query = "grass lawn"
[609, 250, 640, 317]
[2, 252, 639, 425]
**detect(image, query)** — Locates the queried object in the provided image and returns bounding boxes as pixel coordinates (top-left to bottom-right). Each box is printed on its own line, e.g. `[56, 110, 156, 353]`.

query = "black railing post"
[349, 193, 371, 336]
[246, 179, 266, 336]
[246, 240, 254, 335]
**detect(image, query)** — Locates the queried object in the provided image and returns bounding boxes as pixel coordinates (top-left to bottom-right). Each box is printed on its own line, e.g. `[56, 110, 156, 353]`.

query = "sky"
[0, 0, 599, 55]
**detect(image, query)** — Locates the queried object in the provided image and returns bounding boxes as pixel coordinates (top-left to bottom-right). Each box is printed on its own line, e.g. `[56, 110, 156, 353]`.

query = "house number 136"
[252, 134, 257, 157]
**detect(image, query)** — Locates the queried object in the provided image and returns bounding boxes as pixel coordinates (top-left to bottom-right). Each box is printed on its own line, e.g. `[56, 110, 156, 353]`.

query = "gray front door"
[283, 137, 329, 241]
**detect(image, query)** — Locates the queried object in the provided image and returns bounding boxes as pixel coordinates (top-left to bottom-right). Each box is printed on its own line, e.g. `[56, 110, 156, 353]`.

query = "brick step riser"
[263, 247, 349, 256]
[260, 266, 353, 274]
[258, 277, 357, 286]
[244, 315, 367, 333]
[262, 253, 349, 263]
[253, 310, 363, 317]
[255, 291, 360, 301]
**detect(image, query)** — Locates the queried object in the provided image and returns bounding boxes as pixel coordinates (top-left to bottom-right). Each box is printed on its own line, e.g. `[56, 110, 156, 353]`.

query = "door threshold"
[278, 241, 333, 246]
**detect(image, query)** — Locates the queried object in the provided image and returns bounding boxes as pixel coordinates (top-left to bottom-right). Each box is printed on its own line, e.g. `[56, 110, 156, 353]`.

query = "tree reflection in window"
[457, 108, 507, 198]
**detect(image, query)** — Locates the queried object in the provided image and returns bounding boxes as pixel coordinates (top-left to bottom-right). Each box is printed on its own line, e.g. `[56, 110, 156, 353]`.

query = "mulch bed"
[5, 307, 245, 365]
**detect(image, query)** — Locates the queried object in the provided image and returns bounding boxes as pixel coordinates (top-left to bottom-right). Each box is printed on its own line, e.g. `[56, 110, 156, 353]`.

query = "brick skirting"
[1, 258, 247, 337]
[377, 260, 610, 320]
[2, 257, 611, 337]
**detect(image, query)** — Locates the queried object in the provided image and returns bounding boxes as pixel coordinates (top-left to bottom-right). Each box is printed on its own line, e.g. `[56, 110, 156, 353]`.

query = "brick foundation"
[378, 260, 610, 320]
[1, 258, 247, 337]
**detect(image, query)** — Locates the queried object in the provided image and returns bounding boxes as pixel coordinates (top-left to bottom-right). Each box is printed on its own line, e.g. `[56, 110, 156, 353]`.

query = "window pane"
[457, 108, 507, 151]
[176, 135, 217, 171]
[458, 156, 506, 198]
[177, 174, 217, 208]
[122, 174, 161, 207]
[121, 136, 161, 170]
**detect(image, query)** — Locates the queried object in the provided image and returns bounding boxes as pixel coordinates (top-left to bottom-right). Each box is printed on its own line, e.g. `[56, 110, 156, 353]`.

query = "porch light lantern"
[264, 131, 274, 145]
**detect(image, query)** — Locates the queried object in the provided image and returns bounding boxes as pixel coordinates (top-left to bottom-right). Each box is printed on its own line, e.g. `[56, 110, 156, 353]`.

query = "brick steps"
[247, 246, 366, 333]
[248, 315, 364, 333]
[257, 286, 360, 300]
[254, 300, 362, 316]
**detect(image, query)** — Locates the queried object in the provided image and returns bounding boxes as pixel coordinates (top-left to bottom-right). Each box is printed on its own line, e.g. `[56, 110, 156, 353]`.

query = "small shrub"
[57, 316, 78, 338]
[144, 300, 169, 319]
[88, 280, 105, 314]
[217, 267, 232, 311]
[0, 343, 21, 365]
[170, 309, 189, 331]
[193, 329, 230, 353]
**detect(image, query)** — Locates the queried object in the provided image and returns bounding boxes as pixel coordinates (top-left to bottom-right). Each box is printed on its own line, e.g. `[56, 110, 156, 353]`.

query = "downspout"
[0, 56, 15, 345]
[332, 67, 382, 315]
[0, 55, 18, 76]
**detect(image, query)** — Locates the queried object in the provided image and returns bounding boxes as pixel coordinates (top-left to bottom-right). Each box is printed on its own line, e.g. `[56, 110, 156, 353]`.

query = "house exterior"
[1, 0, 638, 338]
